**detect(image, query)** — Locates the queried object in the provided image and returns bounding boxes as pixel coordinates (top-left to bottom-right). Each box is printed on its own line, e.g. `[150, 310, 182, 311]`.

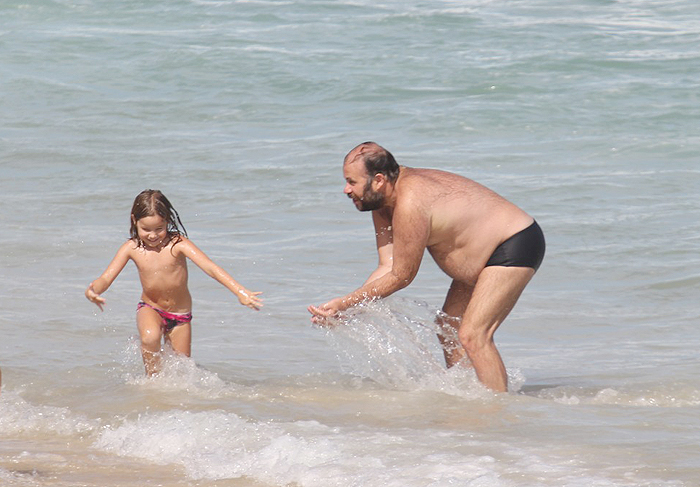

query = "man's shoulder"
[396, 167, 459, 199]
[401, 166, 468, 185]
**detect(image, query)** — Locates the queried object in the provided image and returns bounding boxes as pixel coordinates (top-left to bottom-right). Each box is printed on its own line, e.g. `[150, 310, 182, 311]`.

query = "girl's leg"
[165, 322, 192, 358]
[137, 307, 164, 376]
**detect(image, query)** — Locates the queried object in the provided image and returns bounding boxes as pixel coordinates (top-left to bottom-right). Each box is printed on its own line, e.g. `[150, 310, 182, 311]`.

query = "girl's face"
[134, 214, 168, 249]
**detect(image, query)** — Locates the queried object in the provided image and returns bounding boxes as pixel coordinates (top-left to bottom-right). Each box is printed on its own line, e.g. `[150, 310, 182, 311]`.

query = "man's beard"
[354, 178, 385, 211]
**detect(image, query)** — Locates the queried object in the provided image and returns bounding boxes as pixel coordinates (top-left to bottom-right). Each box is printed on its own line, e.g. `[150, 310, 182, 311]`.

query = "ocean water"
[1, 0, 699, 486]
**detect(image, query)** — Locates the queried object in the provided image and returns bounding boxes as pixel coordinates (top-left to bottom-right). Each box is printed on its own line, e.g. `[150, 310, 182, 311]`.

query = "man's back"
[395, 167, 534, 284]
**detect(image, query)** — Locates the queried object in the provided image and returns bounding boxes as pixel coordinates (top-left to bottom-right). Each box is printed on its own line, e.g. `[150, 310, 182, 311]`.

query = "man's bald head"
[344, 142, 400, 183]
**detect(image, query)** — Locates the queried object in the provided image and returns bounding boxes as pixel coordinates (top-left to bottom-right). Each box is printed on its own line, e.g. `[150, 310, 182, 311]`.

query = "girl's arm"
[177, 238, 263, 310]
[85, 241, 132, 311]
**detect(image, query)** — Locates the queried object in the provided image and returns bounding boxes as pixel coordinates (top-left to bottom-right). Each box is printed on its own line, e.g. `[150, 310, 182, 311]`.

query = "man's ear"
[372, 172, 387, 190]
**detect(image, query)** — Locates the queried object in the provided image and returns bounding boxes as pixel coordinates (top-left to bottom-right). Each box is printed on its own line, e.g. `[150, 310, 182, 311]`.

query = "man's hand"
[307, 297, 344, 326]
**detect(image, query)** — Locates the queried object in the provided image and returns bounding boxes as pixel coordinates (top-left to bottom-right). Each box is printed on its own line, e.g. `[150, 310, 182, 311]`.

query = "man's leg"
[459, 266, 535, 392]
[436, 280, 473, 367]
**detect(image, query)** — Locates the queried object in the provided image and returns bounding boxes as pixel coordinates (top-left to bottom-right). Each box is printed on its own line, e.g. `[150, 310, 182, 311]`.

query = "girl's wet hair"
[130, 189, 187, 248]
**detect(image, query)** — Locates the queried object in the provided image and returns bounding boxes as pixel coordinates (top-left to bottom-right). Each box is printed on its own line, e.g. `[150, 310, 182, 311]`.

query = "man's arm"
[362, 209, 393, 285]
[343, 193, 429, 304]
[309, 193, 430, 319]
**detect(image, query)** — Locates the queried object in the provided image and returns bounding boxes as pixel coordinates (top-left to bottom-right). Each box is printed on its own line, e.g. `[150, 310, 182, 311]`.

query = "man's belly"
[427, 245, 488, 285]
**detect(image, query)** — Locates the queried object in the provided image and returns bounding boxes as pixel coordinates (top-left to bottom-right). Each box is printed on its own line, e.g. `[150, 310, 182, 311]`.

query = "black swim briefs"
[484, 221, 545, 271]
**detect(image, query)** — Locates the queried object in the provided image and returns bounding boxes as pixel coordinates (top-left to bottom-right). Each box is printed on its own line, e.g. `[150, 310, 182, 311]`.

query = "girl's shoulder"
[117, 239, 140, 255]
[169, 234, 195, 254]
[118, 238, 139, 250]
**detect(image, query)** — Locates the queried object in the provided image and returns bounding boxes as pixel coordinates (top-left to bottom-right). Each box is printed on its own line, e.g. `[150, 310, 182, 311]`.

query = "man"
[308, 142, 545, 392]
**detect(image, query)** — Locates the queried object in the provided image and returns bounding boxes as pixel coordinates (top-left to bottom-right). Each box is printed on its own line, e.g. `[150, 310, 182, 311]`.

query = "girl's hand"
[85, 285, 106, 312]
[237, 288, 263, 310]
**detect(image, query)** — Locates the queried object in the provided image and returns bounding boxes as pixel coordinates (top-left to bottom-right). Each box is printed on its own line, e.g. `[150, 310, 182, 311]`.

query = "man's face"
[343, 161, 385, 212]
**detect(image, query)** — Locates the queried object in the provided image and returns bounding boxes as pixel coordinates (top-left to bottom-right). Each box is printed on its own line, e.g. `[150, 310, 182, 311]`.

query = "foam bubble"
[532, 382, 700, 408]
[93, 408, 685, 487]
[0, 465, 42, 486]
[93, 410, 509, 486]
[94, 410, 344, 483]
[0, 391, 95, 437]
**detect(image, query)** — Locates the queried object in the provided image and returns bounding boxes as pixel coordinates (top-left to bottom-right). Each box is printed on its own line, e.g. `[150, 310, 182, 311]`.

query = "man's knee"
[458, 322, 493, 355]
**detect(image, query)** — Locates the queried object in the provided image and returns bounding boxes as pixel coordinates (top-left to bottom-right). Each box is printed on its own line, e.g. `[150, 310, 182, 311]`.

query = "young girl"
[86, 189, 263, 375]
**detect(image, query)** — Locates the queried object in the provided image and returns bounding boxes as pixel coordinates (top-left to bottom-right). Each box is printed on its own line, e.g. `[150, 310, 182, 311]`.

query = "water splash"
[322, 297, 496, 399]
[116, 338, 246, 400]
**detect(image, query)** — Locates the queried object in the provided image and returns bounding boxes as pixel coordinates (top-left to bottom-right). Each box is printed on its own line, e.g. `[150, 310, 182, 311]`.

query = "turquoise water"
[1, 1, 699, 486]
